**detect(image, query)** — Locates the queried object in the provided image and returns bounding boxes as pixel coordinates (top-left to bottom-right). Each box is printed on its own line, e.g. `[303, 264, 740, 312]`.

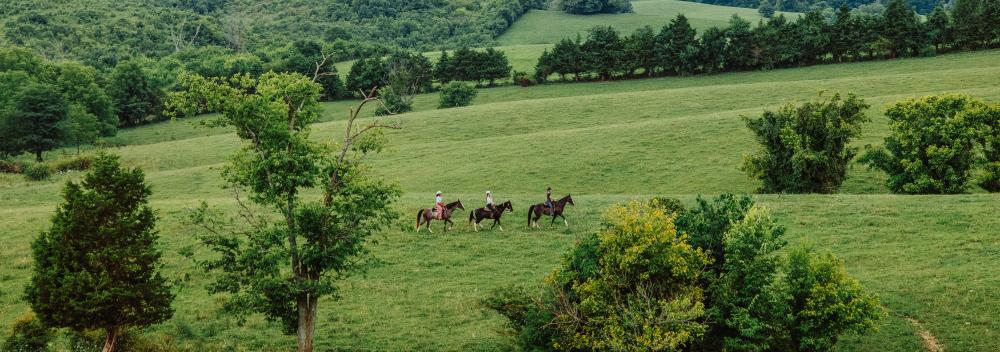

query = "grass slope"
[497, 0, 781, 45]
[1, 50, 999, 351]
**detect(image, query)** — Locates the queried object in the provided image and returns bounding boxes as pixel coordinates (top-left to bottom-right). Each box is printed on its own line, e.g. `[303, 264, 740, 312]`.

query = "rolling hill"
[1, 49, 998, 351]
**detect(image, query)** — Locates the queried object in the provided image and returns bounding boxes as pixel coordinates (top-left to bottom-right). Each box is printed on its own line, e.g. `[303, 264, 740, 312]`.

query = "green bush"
[3, 311, 52, 352]
[488, 201, 711, 351]
[488, 196, 886, 352]
[23, 163, 52, 181]
[861, 94, 988, 194]
[741, 92, 870, 193]
[51, 155, 94, 172]
[438, 82, 478, 109]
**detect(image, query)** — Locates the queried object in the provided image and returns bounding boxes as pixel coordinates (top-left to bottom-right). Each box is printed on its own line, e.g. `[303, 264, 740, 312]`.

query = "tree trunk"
[35, 150, 43, 162]
[297, 295, 319, 352]
[102, 326, 119, 352]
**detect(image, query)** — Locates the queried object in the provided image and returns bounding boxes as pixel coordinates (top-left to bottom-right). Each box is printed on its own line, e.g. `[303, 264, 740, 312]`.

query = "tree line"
[533, 0, 1000, 82]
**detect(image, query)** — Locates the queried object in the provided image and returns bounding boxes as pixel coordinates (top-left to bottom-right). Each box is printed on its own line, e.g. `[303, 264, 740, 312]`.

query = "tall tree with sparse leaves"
[168, 68, 400, 352]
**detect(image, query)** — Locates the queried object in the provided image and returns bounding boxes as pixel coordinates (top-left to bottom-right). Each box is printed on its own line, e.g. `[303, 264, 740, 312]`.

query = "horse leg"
[550, 214, 557, 227]
[561, 214, 568, 227]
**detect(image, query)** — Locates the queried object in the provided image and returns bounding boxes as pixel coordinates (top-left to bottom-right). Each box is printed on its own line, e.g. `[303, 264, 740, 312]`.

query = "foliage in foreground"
[861, 94, 998, 194]
[169, 72, 400, 352]
[3, 311, 52, 352]
[25, 153, 173, 352]
[741, 92, 870, 193]
[486, 196, 885, 351]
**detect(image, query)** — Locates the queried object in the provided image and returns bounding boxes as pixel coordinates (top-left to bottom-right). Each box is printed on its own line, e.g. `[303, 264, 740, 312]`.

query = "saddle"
[433, 205, 445, 220]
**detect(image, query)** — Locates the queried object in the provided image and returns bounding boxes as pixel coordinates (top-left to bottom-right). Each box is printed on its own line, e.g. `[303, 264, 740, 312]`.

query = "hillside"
[1, 50, 998, 351]
[0, 0, 543, 67]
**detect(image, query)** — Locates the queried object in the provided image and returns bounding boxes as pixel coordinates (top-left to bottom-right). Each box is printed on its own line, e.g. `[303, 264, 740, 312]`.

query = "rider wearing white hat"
[434, 191, 444, 219]
[485, 191, 496, 215]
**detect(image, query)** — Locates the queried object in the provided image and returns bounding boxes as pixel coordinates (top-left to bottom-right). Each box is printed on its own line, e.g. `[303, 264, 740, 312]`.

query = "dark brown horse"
[416, 200, 464, 233]
[527, 194, 574, 228]
[469, 200, 514, 232]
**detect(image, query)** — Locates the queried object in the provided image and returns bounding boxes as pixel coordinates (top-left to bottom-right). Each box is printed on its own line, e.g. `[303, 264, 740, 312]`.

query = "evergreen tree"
[951, 0, 984, 49]
[581, 26, 625, 80]
[434, 50, 454, 84]
[724, 15, 757, 70]
[926, 6, 953, 52]
[481, 48, 512, 86]
[881, 0, 922, 57]
[829, 6, 854, 61]
[699, 27, 728, 73]
[624, 26, 657, 76]
[793, 10, 830, 64]
[26, 153, 173, 352]
[657, 14, 700, 75]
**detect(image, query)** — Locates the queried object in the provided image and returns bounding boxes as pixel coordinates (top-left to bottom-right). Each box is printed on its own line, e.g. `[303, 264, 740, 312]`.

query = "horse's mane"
[445, 200, 462, 208]
[556, 194, 572, 203]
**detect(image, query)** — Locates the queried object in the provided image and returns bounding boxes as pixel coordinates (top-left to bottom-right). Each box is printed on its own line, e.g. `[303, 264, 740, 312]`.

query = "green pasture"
[1, 50, 999, 350]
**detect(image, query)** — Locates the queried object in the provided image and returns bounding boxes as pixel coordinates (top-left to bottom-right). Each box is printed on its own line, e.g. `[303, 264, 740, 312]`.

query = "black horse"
[416, 200, 464, 233]
[527, 194, 574, 228]
[469, 200, 514, 232]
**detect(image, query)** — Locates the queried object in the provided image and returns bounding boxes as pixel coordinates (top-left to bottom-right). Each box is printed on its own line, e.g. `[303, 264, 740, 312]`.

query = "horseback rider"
[485, 191, 497, 216]
[545, 187, 554, 214]
[434, 191, 444, 219]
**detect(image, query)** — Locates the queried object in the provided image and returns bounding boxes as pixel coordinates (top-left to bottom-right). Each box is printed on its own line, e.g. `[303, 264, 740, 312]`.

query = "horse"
[416, 200, 465, 233]
[527, 194, 574, 228]
[469, 200, 514, 232]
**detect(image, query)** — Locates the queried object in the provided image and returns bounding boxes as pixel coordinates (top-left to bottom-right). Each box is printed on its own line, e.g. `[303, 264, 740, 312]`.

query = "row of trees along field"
[0, 0, 548, 69]
[534, 0, 1000, 81]
[697, 0, 942, 14]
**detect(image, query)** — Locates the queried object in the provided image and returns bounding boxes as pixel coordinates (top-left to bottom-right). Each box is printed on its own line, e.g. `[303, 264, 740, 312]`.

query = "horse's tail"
[527, 205, 535, 227]
[416, 209, 424, 230]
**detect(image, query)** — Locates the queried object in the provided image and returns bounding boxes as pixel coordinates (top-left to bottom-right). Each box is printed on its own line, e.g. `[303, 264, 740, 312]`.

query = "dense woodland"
[0, 0, 547, 69]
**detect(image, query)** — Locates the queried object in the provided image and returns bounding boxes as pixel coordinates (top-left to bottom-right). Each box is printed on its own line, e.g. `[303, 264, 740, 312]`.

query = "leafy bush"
[51, 156, 94, 172]
[861, 94, 988, 194]
[438, 82, 478, 109]
[488, 201, 711, 351]
[3, 311, 52, 352]
[23, 163, 52, 181]
[741, 92, 870, 193]
[488, 196, 886, 351]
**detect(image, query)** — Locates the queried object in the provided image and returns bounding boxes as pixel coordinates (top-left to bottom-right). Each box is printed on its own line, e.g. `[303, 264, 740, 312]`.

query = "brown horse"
[416, 200, 464, 233]
[469, 200, 514, 232]
[527, 194, 574, 228]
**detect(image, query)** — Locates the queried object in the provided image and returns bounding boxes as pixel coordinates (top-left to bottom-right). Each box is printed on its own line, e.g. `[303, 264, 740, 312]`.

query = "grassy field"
[1, 50, 999, 351]
[333, 0, 792, 78]
[496, 0, 783, 45]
